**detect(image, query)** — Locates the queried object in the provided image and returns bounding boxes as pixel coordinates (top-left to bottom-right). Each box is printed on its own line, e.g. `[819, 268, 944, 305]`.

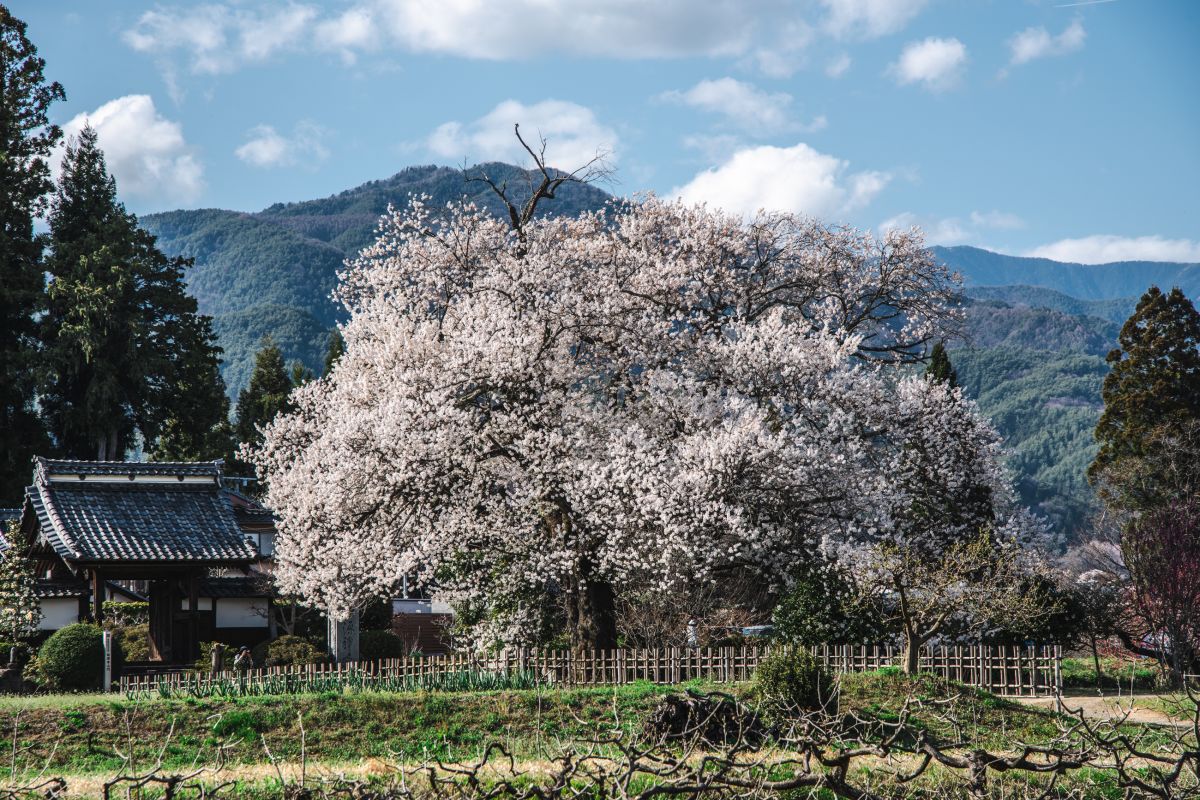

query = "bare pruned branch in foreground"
[6, 687, 1200, 798]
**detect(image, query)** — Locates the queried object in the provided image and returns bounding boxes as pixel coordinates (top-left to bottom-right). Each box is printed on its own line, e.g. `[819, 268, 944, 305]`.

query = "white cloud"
[1008, 19, 1085, 67]
[880, 209, 1025, 245]
[124, 1, 929, 78]
[825, 53, 852, 78]
[1026, 235, 1200, 264]
[235, 122, 329, 168]
[821, 0, 929, 39]
[124, 3, 318, 74]
[426, 100, 618, 169]
[57, 95, 203, 203]
[673, 143, 890, 219]
[659, 78, 824, 136]
[888, 37, 967, 92]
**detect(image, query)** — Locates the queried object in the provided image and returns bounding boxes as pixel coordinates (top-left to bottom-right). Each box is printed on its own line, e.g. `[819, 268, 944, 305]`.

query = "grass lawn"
[0, 673, 1189, 798]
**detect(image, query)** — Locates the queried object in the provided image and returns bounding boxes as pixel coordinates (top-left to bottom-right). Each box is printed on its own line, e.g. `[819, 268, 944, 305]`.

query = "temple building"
[10, 458, 276, 663]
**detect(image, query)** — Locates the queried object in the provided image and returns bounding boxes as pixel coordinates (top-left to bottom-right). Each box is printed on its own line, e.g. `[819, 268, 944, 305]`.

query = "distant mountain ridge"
[934, 245, 1200, 300]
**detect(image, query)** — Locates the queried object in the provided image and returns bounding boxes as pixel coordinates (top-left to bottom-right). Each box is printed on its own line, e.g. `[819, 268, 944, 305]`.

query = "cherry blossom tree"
[251, 193, 978, 650]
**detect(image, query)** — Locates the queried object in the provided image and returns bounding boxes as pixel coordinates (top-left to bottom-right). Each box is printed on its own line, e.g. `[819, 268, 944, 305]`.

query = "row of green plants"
[131, 667, 544, 700]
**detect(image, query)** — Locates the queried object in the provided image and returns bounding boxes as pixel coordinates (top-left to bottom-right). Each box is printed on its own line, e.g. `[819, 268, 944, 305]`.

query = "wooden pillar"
[91, 569, 104, 624]
[188, 573, 200, 662]
[148, 580, 171, 662]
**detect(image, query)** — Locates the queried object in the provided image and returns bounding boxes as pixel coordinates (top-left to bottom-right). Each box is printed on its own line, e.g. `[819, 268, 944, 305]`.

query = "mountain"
[141, 164, 612, 397]
[964, 285, 1137, 324]
[959, 298, 1118, 357]
[934, 245, 1200, 299]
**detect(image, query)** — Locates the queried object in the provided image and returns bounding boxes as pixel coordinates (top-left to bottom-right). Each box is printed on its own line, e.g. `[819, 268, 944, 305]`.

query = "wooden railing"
[117, 644, 1061, 697]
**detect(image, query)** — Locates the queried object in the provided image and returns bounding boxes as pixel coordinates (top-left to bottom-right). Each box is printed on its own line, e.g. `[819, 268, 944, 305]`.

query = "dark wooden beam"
[91, 569, 104, 624]
[188, 572, 200, 662]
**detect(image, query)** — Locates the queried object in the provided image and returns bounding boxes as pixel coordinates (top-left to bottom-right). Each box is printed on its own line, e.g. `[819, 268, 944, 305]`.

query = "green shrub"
[359, 629, 405, 660]
[115, 624, 150, 663]
[252, 634, 328, 668]
[36, 623, 105, 690]
[754, 649, 833, 712]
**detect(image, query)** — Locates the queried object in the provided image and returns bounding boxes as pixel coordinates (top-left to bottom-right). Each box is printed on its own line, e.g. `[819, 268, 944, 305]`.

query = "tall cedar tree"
[235, 338, 296, 449]
[925, 340, 958, 388]
[1089, 286, 1200, 499]
[40, 126, 230, 460]
[0, 7, 62, 502]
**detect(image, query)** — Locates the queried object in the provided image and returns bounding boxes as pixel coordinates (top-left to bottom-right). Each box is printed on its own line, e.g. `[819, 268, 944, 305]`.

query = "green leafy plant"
[359, 629, 405, 660]
[753, 649, 834, 713]
[251, 634, 328, 668]
[35, 623, 104, 690]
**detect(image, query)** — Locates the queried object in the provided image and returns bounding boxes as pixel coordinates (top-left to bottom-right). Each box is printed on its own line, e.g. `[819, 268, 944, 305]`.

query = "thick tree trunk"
[902, 626, 925, 674]
[568, 575, 617, 651]
[1091, 636, 1103, 686]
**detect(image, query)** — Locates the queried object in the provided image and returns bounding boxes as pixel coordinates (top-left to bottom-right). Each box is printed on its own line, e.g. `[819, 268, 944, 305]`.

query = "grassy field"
[0, 673, 1190, 798]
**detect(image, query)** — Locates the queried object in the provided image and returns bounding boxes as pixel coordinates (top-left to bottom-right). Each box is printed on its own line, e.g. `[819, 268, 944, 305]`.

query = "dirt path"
[1015, 693, 1189, 726]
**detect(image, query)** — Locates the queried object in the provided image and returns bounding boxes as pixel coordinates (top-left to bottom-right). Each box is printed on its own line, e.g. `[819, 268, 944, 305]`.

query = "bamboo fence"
[118, 644, 1061, 697]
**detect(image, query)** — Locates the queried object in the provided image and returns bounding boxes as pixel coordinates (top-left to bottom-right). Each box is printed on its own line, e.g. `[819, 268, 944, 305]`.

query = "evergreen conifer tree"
[150, 313, 236, 462]
[234, 338, 296, 449]
[40, 126, 227, 460]
[0, 8, 63, 501]
[925, 340, 958, 388]
[323, 329, 345, 376]
[1089, 286, 1200, 493]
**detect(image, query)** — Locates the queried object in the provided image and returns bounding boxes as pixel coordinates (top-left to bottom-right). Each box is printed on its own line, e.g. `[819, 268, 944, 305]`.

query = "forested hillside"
[140, 163, 612, 396]
[140, 164, 1199, 540]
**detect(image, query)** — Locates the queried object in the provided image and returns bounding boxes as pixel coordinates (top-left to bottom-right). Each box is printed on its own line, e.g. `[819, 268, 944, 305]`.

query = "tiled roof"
[27, 481, 255, 564]
[35, 578, 88, 598]
[34, 457, 222, 480]
[200, 576, 273, 598]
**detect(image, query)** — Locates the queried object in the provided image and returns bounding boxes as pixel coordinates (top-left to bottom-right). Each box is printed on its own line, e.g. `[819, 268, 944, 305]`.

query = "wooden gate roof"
[23, 458, 255, 567]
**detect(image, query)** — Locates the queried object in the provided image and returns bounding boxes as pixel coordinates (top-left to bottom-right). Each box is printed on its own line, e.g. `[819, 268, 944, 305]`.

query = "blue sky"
[15, 0, 1200, 263]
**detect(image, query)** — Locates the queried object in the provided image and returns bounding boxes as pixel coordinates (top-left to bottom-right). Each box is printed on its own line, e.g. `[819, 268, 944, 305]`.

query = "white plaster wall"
[38, 599, 80, 631]
[393, 598, 454, 615]
[215, 597, 268, 628]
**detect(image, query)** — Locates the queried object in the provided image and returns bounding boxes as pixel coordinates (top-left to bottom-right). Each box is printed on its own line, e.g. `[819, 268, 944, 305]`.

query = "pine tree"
[1089, 286, 1200, 495]
[925, 340, 958, 388]
[234, 338, 296, 449]
[0, 520, 42, 643]
[0, 8, 63, 502]
[40, 126, 227, 461]
[323, 329, 345, 376]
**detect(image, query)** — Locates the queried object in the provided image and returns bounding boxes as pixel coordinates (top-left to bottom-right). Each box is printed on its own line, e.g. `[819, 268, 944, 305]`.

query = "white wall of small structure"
[38, 598, 80, 631]
[215, 598, 268, 628]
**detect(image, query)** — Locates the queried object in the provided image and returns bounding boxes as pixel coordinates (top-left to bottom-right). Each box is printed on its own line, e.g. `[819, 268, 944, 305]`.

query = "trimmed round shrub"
[252, 634, 328, 668]
[754, 649, 833, 712]
[37, 623, 104, 690]
[359, 629, 405, 660]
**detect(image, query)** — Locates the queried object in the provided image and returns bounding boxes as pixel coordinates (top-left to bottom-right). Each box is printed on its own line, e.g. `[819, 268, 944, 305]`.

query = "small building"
[13, 458, 276, 663]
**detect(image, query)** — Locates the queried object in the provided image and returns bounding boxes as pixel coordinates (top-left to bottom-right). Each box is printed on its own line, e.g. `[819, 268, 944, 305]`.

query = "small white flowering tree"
[844, 375, 1054, 672]
[0, 520, 41, 646]
[252, 186, 978, 649]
